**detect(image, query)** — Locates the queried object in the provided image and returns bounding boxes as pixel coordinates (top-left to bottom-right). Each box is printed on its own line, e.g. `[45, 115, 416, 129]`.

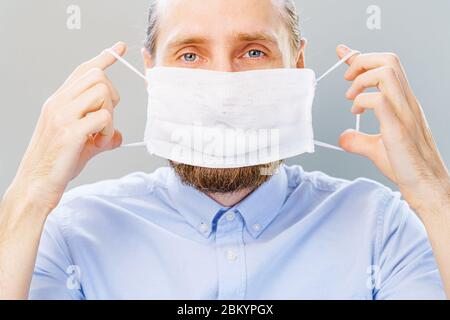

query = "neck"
[207, 188, 255, 207]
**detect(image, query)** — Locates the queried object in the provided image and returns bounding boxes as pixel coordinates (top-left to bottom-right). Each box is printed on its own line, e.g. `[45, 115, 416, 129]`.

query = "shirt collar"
[167, 168, 223, 238]
[166, 165, 288, 239]
[235, 165, 288, 238]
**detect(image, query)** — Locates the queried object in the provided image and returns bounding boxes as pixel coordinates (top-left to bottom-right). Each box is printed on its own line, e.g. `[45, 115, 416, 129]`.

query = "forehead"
[157, 0, 286, 46]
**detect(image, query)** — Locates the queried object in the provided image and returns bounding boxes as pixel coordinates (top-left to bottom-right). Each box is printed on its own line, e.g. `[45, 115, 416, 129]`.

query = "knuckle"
[353, 77, 363, 89]
[354, 93, 364, 104]
[378, 95, 392, 110]
[74, 62, 88, 74]
[42, 98, 56, 114]
[89, 67, 106, 80]
[385, 52, 400, 64]
[353, 54, 363, 66]
[388, 52, 400, 62]
[102, 110, 113, 123]
[114, 92, 121, 104]
[95, 82, 110, 96]
[378, 92, 388, 103]
[397, 124, 409, 140]
[381, 66, 396, 78]
[52, 113, 67, 126]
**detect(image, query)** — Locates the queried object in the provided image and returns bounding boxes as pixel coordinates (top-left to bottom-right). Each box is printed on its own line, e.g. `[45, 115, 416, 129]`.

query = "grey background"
[0, 0, 449, 194]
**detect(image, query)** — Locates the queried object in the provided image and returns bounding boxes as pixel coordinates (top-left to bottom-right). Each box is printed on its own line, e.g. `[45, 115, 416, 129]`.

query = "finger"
[340, 129, 381, 157]
[93, 96, 115, 148]
[342, 51, 426, 130]
[337, 47, 423, 116]
[74, 109, 112, 139]
[348, 66, 422, 134]
[346, 66, 405, 104]
[336, 44, 361, 66]
[351, 92, 386, 115]
[345, 66, 419, 129]
[82, 41, 127, 71]
[343, 53, 402, 81]
[98, 97, 114, 141]
[339, 129, 395, 181]
[79, 129, 123, 165]
[61, 67, 120, 106]
[57, 42, 127, 94]
[92, 129, 122, 153]
[349, 90, 410, 145]
[67, 83, 112, 118]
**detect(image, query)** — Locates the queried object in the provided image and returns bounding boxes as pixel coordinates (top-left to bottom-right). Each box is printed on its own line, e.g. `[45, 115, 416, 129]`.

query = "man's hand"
[6, 42, 126, 211]
[0, 42, 127, 299]
[337, 44, 450, 298]
[337, 44, 450, 217]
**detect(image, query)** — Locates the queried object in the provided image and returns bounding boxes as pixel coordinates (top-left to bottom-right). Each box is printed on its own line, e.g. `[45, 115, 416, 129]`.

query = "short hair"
[144, 0, 301, 57]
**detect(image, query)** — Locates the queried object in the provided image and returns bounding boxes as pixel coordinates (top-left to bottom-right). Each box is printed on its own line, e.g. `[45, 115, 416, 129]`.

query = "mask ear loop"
[105, 49, 148, 148]
[315, 50, 359, 83]
[106, 49, 146, 80]
[314, 50, 361, 152]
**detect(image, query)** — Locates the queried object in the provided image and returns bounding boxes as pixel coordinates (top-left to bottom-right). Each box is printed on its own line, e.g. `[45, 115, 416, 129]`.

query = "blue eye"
[246, 50, 265, 58]
[182, 53, 198, 62]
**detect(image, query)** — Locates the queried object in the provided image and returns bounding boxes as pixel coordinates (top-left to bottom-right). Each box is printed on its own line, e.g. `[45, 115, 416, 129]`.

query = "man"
[0, 0, 449, 299]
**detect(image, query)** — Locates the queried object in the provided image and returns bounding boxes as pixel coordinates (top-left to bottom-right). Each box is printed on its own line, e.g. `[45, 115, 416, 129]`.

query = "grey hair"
[144, 0, 301, 57]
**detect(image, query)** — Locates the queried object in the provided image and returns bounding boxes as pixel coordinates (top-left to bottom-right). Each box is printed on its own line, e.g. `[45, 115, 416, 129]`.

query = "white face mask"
[107, 49, 359, 168]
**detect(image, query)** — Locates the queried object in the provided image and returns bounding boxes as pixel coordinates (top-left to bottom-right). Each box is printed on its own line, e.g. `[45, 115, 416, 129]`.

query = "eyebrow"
[233, 32, 278, 45]
[167, 31, 279, 49]
[168, 36, 209, 49]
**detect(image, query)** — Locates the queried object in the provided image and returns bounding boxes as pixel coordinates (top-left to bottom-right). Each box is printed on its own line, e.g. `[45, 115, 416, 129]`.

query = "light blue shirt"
[30, 165, 444, 299]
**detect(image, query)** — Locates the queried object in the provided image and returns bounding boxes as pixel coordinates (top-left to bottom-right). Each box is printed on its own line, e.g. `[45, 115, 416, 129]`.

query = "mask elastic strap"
[121, 142, 147, 148]
[316, 50, 359, 83]
[105, 49, 148, 147]
[314, 50, 361, 152]
[106, 49, 146, 80]
[314, 140, 344, 152]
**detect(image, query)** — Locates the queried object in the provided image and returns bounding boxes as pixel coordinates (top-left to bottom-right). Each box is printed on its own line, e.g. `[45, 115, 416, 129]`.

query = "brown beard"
[169, 161, 282, 194]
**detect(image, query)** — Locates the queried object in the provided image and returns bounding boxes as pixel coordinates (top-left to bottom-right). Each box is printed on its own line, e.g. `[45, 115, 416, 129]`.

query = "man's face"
[145, 0, 302, 194]
[152, 0, 299, 71]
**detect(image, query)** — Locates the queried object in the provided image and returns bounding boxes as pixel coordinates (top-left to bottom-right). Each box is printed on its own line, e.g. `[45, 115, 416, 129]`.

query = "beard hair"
[169, 161, 282, 194]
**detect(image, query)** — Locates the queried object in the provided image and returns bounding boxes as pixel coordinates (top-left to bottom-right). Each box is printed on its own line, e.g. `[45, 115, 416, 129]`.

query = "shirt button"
[199, 223, 209, 234]
[252, 223, 262, 232]
[226, 212, 235, 221]
[226, 249, 238, 262]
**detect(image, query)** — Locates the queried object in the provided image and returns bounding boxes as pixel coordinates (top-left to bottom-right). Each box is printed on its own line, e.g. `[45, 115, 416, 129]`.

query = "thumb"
[103, 129, 123, 151]
[340, 129, 396, 183]
[91, 129, 123, 157]
[339, 129, 380, 159]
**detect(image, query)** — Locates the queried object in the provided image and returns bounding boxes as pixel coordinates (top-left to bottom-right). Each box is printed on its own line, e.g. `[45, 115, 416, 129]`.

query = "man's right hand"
[5, 42, 126, 211]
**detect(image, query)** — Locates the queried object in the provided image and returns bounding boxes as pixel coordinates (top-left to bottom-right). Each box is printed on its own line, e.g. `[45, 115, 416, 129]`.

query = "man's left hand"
[336, 44, 450, 218]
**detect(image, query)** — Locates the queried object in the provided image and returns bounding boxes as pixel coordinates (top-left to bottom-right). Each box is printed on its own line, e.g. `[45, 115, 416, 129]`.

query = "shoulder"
[285, 164, 398, 199]
[48, 167, 174, 224]
[283, 165, 427, 258]
[61, 167, 171, 201]
[283, 164, 405, 222]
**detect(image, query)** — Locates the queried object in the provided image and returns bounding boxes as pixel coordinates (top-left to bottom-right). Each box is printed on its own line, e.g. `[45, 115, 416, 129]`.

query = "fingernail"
[114, 138, 122, 148]
[344, 129, 356, 148]
[338, 44, 350, 53]
[112, 41, 126, 53]
[346, 87, 356, 99]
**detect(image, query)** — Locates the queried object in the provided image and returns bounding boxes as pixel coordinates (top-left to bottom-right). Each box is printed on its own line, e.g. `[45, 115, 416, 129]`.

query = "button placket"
[215, 211, 247, 299]
[226, 249, 238, 262]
